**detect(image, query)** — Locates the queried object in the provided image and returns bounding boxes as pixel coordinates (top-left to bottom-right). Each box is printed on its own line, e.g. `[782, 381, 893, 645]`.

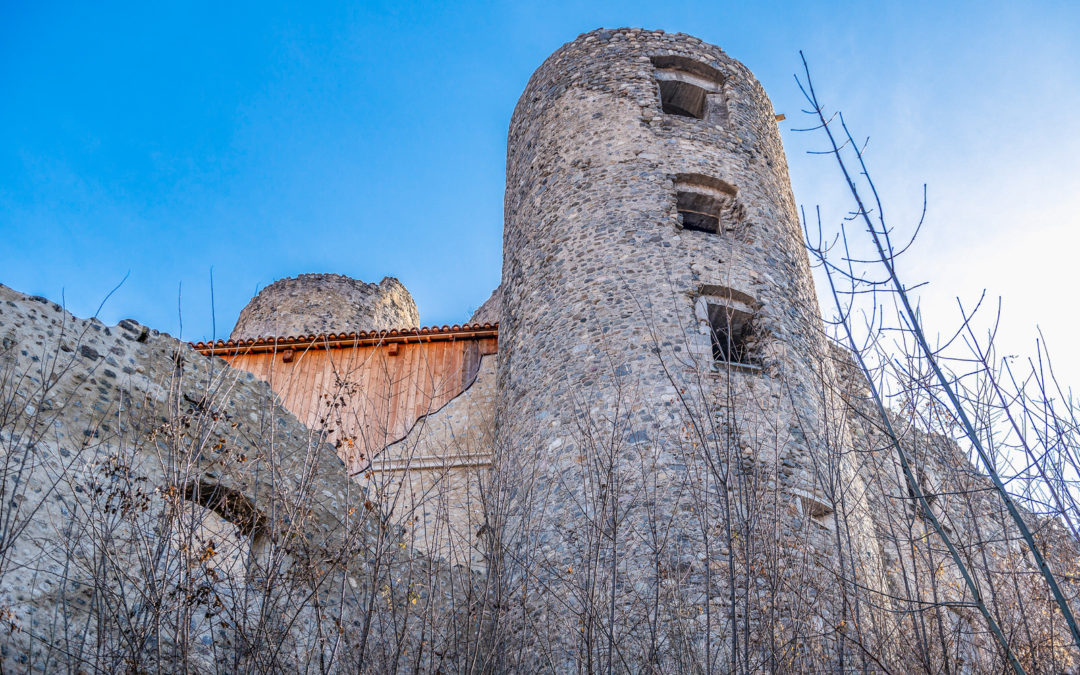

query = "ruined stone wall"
[8, 25, 1077, 672]
[0, 285, 479, 673]
[827, 343, 1080, 670]
[494, 27, 890, 669]
[231, 274, 418, 341]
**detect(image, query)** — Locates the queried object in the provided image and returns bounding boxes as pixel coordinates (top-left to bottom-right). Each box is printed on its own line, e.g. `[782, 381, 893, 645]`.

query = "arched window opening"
[796, 490, 835, 523]
[695, 287, 762, 369]
[677, 190, 722, 233]
[651, 55, 726, 82]
[651, 56, 726, 122]
[183, 480, 267, 537]
[674, 174, 740, 235]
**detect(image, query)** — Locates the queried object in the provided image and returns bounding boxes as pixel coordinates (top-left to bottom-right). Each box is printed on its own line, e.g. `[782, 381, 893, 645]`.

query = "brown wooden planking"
[215, 336, 497, 474]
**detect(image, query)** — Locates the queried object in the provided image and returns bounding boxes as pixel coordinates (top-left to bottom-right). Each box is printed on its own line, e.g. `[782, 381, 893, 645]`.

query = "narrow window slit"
[680, 210, 718, 233]
[658, 80, 707, 119]
[677, 192, 722, 234]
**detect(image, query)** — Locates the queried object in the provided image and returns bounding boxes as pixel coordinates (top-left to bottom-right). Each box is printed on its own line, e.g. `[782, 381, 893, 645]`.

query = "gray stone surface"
[0, 284, 470, 672]
[6, 26, 1078, 673]
[489, 27, 1078, 671]
[488, 29, 1080, 672]
[230, 274, 418, 340]
[493, 27, 866, 669]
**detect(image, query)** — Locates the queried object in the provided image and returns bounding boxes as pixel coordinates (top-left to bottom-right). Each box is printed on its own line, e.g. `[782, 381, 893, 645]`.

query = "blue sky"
[2, 1, 1079, 381]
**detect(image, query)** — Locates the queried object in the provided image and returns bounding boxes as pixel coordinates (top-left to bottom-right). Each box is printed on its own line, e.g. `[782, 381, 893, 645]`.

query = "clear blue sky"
[2, 1, 1078, 380]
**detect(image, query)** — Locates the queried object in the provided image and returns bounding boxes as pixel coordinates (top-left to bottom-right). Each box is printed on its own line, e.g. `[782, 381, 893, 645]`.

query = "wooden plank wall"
[221, 337, 497, 474]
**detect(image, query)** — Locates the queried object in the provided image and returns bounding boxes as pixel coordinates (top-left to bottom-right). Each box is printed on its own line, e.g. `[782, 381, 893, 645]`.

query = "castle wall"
[230, 274, 418, 341]
[13, 21, 1080, 671]
[0, 285, 381, 670]
[178, 28, 1080, 671]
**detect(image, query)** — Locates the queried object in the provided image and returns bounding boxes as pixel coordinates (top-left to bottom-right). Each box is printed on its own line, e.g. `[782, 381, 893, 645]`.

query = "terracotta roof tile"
[190, 322, 498, 357]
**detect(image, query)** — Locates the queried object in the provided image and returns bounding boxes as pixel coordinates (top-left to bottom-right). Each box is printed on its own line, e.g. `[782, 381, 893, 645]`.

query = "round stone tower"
[493, 28, 883, 669]
[230, 274, 418, 340]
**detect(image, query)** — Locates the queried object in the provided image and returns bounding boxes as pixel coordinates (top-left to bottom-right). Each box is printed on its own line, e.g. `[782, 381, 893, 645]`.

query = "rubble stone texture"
[495, 27, 872, 668]
[6, 26, 1080, 674]
[492, 27, 1079, 671]
[230, 274, 418, 340]
[0, 284, 466, 672]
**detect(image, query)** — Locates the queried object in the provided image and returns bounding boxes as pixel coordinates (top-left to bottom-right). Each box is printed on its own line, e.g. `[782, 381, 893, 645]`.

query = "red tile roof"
[190, 323, 498, 357]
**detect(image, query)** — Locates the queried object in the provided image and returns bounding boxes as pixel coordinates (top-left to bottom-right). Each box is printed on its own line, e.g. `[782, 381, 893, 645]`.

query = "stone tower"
[230, 274, 418, 341]
[494, 28, 885, 669]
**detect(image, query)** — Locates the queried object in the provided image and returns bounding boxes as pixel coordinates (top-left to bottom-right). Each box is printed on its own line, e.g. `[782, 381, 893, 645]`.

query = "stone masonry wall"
[8, 25, 1077, 672]
[0, 284, 472, 672]
[231, 274, 418, 340]
[494, 27, 889, 670]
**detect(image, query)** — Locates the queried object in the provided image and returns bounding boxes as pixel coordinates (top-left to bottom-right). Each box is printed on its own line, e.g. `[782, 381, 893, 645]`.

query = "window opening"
[183, 480, 267, 537]
[651, 55, 726, 122]
[677, 191, 722, 233]
[659, 80, 707, 119]
[674, 174, 739, 236]
[707, 303, 757, 365]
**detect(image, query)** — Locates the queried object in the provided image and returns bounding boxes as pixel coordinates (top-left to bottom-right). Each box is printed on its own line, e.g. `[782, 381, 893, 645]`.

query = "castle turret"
[493, 28, 881, 669]
[230, 274, 418, 341]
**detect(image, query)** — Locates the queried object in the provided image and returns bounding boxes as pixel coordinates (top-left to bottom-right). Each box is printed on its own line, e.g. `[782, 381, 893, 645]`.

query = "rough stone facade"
[190, 28, 1080, 672]
[230, 273, 418, 340]
[493, 27, 888, 669]
[0, 285, 472, 672]
[6, 26, 1080, 673]
[488, 28, 1080, 672]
